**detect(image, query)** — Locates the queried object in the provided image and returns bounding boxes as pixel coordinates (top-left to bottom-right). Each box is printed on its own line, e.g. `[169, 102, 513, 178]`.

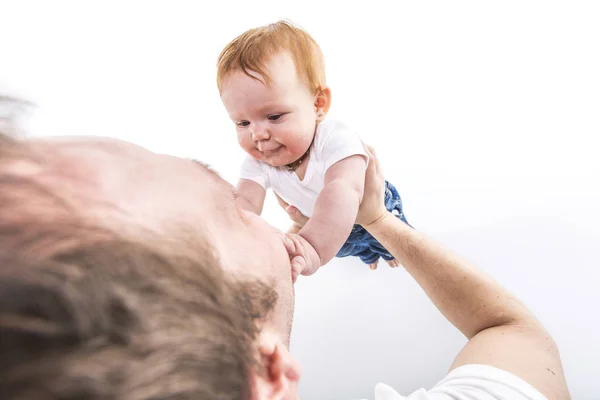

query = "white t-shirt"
[240, 119, 368, 218]
[360, 365, 548, 400]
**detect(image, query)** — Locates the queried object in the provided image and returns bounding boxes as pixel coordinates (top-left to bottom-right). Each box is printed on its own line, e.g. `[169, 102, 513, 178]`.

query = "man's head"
[217, 20, 332, 167]
[0, 99, 301, 398]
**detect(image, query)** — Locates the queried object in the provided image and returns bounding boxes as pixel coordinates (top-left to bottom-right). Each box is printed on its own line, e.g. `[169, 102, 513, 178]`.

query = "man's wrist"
[361, 210, 391, 231]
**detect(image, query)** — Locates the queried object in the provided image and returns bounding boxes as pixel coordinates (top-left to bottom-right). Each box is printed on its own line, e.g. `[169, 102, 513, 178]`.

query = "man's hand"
[275, 143, 388, 230]
[283, 233, 321, 283]
[356, 145, 388, 228]
[275, 193, 309, 231]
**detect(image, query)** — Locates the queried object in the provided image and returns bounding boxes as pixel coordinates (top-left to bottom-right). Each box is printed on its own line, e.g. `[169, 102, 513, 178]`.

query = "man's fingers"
[365, 144, 382, 174]
[363, 144, 385, 191]
[365, 144, 376, 158]
[276, 194, 309, 228]
[274, 193, 289, 209]
[365, 144, 378, 160]
[286, 205, 309, 226]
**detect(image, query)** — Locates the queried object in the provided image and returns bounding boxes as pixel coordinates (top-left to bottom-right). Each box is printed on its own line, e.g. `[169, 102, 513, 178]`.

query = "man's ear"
[314, 86, 332, 122]
[250, 330, 301, 400]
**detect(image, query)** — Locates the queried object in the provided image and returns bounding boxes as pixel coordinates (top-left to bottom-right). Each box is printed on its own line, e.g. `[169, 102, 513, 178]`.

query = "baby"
[217, 20, 412, 281]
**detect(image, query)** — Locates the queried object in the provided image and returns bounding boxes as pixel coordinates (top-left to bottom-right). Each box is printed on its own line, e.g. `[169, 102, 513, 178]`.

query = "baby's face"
[220, 51, 318, 167]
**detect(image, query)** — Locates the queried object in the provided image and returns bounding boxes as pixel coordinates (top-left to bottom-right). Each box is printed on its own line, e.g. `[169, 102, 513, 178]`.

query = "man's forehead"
[24, 137, 142, 185]
[24, 135, 233, 211]
[34, 136, 149, 157]
[190, 159, 222, 181]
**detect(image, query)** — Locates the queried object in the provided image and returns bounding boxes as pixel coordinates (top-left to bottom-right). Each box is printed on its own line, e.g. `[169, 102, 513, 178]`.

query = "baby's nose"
[251, 129, 270, 142]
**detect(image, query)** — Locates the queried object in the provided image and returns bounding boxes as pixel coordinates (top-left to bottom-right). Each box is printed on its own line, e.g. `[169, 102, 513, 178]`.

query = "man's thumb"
[286, 205, 297, 216]
[286, 206, 309, 226]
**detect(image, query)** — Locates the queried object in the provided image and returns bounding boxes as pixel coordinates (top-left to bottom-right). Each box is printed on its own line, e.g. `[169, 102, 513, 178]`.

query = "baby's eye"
[236, 120, 250, 127]
[268, 114, 283, 121]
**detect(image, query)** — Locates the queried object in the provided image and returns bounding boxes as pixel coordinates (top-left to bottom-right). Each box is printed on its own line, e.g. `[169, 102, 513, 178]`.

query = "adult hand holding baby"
[276, 144, 386, 229]
[279, 144, 390, 281]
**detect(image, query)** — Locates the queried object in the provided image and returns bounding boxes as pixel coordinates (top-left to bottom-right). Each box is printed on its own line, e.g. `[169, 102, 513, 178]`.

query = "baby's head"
[217, 20, 331, 167]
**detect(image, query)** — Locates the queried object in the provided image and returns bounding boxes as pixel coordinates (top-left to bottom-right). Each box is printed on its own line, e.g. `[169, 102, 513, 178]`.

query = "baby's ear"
[314, 86, 332, 120]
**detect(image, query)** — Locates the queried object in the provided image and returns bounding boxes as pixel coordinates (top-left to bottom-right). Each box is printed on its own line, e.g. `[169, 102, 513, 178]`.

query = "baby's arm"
[237, 179, 266, 215]
[289, 155, 366, 275]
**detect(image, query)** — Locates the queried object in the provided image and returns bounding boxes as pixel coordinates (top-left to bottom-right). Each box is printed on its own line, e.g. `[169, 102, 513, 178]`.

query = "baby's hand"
[283, 233, 321, 283]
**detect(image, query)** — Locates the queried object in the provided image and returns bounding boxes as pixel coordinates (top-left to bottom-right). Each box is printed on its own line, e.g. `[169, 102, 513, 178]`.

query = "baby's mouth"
[260, 145, 282, 156]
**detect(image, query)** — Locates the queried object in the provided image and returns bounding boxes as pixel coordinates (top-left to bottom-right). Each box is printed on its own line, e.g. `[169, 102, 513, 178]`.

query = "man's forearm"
[299, 181, 361, 266]
[364, 213, 542, 338]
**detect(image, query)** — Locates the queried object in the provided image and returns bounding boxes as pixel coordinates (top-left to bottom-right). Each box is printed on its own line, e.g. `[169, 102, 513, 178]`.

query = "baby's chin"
[262, 158, 292, 167]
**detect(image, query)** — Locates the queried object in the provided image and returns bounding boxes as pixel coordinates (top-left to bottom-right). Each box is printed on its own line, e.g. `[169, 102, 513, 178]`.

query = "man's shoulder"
[350, 365, 548, 400]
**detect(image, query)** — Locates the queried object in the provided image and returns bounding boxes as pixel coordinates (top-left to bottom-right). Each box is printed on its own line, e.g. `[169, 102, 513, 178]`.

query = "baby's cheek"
[287, 140, 310, 157]
[239, 140, 259, 159]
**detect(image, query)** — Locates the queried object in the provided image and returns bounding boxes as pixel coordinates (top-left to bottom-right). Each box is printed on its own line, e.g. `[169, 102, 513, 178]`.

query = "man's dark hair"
[0, 98, 276, 399]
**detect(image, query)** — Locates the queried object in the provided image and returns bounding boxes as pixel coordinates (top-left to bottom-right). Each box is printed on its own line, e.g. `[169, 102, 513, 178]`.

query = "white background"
[1, 1, 599, 398]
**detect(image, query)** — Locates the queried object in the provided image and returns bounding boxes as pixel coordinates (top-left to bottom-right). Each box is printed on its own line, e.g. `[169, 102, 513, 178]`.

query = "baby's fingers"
[290, 256, 305, 283]
[282, 235, 297, 256]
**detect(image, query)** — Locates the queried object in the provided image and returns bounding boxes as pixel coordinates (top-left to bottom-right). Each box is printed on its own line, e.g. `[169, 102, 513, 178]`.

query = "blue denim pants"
[336, 181, 412, 264]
